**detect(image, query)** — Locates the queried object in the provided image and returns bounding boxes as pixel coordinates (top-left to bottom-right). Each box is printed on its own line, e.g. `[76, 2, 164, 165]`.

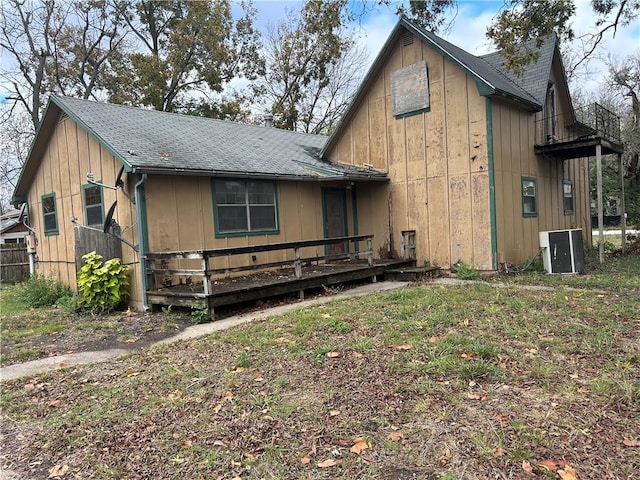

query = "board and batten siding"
[25, 114, 141, 302]
[490, 54, 592, 267]
[143, 175, 369, 272]
[326, 33, 492, 270]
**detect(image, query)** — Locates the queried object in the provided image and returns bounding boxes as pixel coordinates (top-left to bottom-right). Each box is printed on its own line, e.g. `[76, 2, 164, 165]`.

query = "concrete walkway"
[0, 281, 408, 382]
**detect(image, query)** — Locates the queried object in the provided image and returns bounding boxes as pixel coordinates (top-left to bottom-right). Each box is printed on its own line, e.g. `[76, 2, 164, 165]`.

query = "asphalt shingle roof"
[50, 96, 386, 181]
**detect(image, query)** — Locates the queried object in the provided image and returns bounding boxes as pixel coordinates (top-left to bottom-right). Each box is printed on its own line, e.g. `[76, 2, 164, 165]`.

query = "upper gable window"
[213, 179, 279, 237]
[391, 60, 430, 118]
[42, 193, 58, 236]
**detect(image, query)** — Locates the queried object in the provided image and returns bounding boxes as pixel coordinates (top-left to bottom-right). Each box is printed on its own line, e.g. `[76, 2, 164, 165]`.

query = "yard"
[1, 253, 639, 479]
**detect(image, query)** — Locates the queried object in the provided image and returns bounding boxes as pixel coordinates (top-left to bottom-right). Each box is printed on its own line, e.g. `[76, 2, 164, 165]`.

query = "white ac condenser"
[539, 229, 585, 274]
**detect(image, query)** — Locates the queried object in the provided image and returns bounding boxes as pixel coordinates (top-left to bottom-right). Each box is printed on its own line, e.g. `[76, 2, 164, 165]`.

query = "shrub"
[77, 252, 130, 313]
[16, 274, 73, 308]
[191, 300, 211, 324]
[454, 261, 480, 280]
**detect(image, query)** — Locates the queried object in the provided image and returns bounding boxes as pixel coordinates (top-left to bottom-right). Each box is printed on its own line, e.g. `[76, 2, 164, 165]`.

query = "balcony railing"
[535, 103, 621, 146]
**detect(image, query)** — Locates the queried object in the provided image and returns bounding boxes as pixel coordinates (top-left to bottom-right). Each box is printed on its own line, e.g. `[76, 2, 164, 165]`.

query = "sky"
[250, 0, 640, 99]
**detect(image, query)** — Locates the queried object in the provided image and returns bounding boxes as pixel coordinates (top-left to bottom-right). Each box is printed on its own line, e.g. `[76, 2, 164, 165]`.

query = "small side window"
[563, 181, 574, 215]
[83, 184, 104, 227]
[521, 177, 537, 217]
[42, 193, 58, 236]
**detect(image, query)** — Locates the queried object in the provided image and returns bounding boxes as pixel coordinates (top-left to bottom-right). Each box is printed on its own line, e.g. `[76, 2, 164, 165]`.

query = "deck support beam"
[596, 143, 604, 264]
[620, 153, 626, 256]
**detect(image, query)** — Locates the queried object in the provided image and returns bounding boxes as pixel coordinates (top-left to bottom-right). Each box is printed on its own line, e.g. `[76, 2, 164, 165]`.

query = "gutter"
[134, 174, 149, 311]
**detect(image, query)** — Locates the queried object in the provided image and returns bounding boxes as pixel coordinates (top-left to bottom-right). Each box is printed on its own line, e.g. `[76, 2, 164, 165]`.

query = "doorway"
[322, 188, 348, 258]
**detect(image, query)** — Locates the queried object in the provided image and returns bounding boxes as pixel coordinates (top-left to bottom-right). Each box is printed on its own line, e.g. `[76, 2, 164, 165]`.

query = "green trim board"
[211, 178, 280, 239]
[351, 185, 360, 257]
[485, 99, 498, 270]
[82, 182, 105, 227]
[521, 176, 538, 217]
[41, 192, 59, 236]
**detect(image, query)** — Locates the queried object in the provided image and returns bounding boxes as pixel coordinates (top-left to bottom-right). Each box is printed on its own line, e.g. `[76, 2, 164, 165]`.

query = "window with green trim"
[521, 177, 537, 217]
[41, 193, 58, 235]
[563, 181, 574, 215]
[83, 184, 104, 227]
[213, 179, 278, 235]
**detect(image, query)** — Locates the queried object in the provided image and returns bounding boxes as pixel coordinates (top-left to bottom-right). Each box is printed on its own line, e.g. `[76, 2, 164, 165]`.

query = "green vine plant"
[77, 251, 130, 314]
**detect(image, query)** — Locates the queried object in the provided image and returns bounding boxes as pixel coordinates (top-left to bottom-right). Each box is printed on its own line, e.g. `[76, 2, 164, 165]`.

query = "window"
[563, 181, 574, 215]
[213, 179, 278, 236]
[42, 193, 58, 235]
[521, 177, 537, 217]
[83, 184, 104, 227]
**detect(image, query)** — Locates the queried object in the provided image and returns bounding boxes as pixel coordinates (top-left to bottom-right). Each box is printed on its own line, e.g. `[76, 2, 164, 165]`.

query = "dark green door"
[322, 188, 348, 258]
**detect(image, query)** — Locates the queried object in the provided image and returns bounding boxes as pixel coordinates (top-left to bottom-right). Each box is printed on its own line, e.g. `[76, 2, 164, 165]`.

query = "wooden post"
[619, 153, 626, 256]
[366, 237, 373, 267]
[596, 143, 604, 264]
[294, 247, 302, 279]
[202, 254, 210, 296]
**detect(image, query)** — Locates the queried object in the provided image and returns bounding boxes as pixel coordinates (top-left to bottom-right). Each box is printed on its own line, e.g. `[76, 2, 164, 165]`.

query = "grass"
[0, 254, 639, 479]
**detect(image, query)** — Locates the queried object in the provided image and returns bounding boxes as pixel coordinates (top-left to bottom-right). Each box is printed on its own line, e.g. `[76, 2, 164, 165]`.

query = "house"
[13, 17, 621, 309]
[0, 207, 29, 244]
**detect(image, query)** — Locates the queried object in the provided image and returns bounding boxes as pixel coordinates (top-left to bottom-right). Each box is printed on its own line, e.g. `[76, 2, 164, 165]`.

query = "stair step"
[385, 266, 440, 282]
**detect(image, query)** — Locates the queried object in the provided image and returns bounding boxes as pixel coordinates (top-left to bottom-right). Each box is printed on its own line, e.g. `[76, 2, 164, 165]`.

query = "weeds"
[15, 274, 73, 308]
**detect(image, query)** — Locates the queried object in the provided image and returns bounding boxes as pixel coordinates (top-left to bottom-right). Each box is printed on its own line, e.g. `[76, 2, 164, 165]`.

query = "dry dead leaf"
[494, 447, 506, 456]
[557, 464, 577, 480]
[428, 336, 438, 343]
[125, 369, 138, 377]
[56, 362, 67, 369]
[329, 409, 341, 416]
[467, 392, 482, 400]
[48, 399, 65, 408]
[623, 438, 640, 447]
[168, 390, 183, 401]
[350, 438, 370, 454]
[321, 313, 332, 319]
[222, 391, 233, 401]
[522, 460, 534, 475]
[125, 337, 138, 343]
[387, 431, 404, 442]
[316, 458, 339, 468]
[213, 440, 226, 447]
[459, 351, 473, 358]
[300, 456, 311, 464]
[326, 351, 340, 358]
[392, 344, 412, 350]
[538, 459, 564, 471]
[48, 464, 69, 478]
[24, 382, 36, 390]
[182, 440, 193, 448]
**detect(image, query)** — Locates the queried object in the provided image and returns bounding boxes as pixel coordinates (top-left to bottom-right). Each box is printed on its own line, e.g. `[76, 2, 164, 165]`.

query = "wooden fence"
[0, 244, 29, 283]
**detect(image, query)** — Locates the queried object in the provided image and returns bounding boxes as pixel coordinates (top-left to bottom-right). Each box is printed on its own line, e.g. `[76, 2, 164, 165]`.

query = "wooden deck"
[146, 258, 415, 312]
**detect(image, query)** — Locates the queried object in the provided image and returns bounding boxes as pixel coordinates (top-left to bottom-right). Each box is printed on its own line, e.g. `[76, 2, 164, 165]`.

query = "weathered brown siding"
[325, 33, 492, 269]
[25, 114, 140, 302]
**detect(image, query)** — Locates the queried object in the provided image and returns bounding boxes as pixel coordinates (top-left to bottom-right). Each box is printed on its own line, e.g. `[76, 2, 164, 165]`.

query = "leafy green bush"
[16, 274, 73, 308]
[77, 252, 130, 313]
[454, 261, 480, 280]
[191, 300, 211, 324]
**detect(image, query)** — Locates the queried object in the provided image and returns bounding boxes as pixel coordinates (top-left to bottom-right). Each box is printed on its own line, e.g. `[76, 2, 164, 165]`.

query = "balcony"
[534, 103, 623, 160]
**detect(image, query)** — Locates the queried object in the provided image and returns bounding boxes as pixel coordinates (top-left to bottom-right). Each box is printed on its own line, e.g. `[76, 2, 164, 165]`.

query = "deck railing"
[145, 235, 374, 296]
[534, 102, 621, 146]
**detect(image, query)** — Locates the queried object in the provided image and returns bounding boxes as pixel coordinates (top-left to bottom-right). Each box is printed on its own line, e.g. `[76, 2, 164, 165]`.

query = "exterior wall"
[491, 73, 592, 266]
[326, 34, 492, 269]
[25, 114, 141, 303]
[143, 175, 379, 274]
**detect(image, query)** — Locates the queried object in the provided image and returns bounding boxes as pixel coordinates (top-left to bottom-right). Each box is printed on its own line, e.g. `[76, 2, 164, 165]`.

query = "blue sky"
[249, 0, 640, 96]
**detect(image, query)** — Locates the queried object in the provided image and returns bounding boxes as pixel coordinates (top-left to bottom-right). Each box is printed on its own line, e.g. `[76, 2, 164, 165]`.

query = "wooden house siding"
[325, 34, 492, 269]
[491, 54, 591, 266]
[25, 114, 141, 302]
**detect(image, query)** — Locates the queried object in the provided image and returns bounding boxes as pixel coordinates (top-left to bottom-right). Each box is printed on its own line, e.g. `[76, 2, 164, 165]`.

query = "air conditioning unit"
[539, 229, 585, 274]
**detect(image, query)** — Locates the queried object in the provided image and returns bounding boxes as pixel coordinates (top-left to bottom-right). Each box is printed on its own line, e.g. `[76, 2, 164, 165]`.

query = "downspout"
[134, 174, 149, 311]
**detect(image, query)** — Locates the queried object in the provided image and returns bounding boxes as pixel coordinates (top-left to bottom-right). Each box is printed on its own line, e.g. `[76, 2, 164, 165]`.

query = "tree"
[0, 0, 128, 130]
[108, 0, 263, 113]
[258, 0, 367, 134]
[487, 0, 640, 74]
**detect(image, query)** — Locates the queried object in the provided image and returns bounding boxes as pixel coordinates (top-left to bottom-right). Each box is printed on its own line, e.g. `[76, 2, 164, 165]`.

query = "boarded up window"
[391, 60, 429, 118]
[214, 179, 278, 235]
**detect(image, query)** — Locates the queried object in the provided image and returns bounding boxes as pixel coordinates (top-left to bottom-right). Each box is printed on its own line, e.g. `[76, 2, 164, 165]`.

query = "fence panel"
[0, 244, 29, 283]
